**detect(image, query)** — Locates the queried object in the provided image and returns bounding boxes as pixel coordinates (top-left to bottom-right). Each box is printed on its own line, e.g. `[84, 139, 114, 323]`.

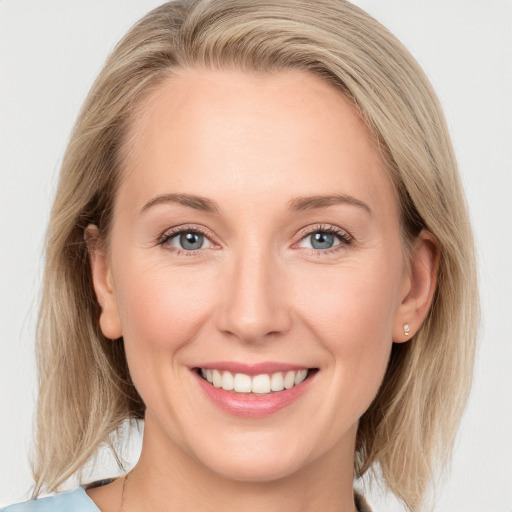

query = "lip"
[191, 364, 317, 418]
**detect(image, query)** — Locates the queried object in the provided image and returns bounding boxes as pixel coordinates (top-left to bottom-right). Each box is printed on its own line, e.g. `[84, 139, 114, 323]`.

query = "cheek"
[298, 259, 400, 341]
[294, 257, 401, 404]
[113, 257, 218, 360]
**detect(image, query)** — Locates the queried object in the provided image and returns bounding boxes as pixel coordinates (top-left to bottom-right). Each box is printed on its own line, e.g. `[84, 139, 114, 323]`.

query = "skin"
[87, 68, 438, 512]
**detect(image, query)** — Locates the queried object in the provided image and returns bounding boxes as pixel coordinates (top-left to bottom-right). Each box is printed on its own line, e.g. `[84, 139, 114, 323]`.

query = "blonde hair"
[33, 1, 478, 510]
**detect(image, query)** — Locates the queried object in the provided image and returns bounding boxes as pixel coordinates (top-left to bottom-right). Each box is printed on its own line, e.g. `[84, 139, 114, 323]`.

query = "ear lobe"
[393, 230, 440, 343]
[85, 224, 123, 340]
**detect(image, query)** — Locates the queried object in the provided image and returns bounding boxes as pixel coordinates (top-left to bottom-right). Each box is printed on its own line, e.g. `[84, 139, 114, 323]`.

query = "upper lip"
[192, 361, 313, 376]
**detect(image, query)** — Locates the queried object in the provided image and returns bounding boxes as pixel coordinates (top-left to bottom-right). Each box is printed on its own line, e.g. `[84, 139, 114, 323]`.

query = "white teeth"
[221, 370, 234, 390]
[212, 369, 222, 388]
[252, 374, 271, 394]
[283, 371, 295, 389]
[234, 373, 252, 393]
[200, 368, 310, 394]
[295, 369, 308, 385]
[270, 372, 284, 392]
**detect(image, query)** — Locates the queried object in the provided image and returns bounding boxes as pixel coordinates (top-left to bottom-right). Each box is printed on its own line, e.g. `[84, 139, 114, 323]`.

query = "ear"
[85, 224, 123, 340]
[393, 230, 440, 343]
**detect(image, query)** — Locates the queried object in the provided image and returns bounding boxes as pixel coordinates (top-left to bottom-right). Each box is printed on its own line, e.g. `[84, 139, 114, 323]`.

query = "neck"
[124, 414, 358, 512]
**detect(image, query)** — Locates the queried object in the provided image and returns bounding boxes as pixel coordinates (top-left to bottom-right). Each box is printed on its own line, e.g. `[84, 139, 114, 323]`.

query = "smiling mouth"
[195, 368, 318, 395]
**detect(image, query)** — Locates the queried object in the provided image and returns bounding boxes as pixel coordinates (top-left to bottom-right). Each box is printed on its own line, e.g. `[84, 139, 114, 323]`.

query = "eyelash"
[157, 224, 353, 256]
[296, 224, 353, 255]
[158, 225, 214, 257]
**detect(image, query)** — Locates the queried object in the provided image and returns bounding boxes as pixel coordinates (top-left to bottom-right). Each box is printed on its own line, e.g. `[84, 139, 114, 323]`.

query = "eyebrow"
[288, 194, 372, 215]
[140, 192, 371, 216]
[141, 193, 220, 214]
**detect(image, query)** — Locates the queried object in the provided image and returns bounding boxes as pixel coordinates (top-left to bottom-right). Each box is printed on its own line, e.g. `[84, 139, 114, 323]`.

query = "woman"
[2, 0, 478, 511]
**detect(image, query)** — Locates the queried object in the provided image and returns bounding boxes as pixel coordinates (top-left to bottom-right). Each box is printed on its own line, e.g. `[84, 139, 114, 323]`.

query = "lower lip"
[193, 370, 315, 418]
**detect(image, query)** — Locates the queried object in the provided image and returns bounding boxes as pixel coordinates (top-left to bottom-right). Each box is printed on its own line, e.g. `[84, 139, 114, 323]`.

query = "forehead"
[118, 67, 396, 218]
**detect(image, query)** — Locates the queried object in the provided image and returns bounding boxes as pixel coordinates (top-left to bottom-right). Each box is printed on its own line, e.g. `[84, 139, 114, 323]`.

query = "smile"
[193, 364, 318, 417]
[199, 368, 309, 394]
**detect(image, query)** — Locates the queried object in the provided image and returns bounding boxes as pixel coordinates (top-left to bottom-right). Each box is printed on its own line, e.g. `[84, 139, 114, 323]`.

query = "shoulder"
[1, 488, 100, 512]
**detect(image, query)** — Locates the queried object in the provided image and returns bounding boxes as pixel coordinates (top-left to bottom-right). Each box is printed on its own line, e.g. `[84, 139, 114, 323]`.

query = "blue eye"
[297, 227, 351, 252]
[163, 230, 213, 251]
[309, 232, 336, 250]
[178, 232, 204, 250]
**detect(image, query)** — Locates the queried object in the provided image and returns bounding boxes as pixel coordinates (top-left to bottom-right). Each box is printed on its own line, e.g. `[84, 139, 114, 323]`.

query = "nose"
[215, 246, 292, 343]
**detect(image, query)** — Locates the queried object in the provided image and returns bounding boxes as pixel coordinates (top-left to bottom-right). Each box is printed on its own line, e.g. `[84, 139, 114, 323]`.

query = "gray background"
[1, 1, 511, 510]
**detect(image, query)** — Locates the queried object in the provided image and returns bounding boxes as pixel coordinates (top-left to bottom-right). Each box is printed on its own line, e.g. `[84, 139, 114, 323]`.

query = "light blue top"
[1, 488, 100, 512]
[2, 486, 373, 512]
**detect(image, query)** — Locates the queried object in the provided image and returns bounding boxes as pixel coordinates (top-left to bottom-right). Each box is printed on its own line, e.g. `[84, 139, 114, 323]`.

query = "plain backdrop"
[1, 1, 511, 510]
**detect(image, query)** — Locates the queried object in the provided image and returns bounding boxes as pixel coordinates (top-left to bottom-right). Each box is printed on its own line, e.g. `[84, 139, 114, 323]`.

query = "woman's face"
[92, 68, 418, 482]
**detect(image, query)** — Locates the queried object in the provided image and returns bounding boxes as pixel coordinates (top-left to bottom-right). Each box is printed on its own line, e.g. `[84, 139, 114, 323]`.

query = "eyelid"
[158, 224, 219, 254]
[156, 223, 353, 256]
[293, 224, 353, 254]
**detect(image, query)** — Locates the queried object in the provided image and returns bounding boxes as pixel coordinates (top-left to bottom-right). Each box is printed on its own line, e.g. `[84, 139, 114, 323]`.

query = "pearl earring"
[404, 323, 410, 336]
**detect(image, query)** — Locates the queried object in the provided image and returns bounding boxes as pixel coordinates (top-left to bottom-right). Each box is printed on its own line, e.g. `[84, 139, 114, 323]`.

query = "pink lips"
[192, 362, 316, 418]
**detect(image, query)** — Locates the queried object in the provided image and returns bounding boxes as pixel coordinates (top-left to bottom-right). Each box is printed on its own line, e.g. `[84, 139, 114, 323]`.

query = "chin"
[202, 451, 307, 484]
[183, 428, 325, 484]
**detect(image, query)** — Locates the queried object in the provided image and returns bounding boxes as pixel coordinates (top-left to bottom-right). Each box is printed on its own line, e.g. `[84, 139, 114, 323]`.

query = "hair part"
[33, 1, 478, 510]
